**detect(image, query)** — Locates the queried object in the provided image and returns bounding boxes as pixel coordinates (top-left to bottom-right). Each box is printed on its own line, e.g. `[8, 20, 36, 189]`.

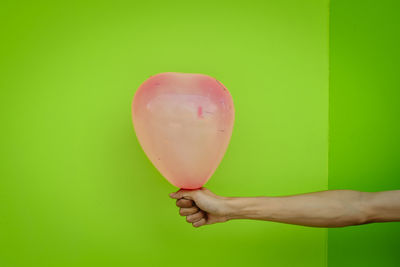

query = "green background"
[328, 0, 400, 266]
[1, 1, 328, 266]
[1, 0, 399, 266]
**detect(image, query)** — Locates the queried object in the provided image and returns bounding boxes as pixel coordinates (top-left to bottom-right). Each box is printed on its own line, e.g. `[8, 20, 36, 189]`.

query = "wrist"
[223, 197, 272, 220]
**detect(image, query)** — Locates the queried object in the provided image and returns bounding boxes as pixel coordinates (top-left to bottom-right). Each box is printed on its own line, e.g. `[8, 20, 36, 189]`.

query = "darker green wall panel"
[329, 0, 400, 266]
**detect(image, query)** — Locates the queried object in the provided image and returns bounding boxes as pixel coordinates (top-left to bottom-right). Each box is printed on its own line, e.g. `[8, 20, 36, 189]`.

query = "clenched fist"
[169, 188, 232, 227]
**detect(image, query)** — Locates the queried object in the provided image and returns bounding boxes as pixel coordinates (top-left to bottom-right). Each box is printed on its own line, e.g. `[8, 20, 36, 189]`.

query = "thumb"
[169, 189, 196, 200]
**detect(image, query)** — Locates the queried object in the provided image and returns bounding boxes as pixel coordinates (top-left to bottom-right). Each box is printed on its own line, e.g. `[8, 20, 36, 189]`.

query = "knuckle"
[176, 199, 184, 207]
[192, 206, 199, 213]
[181, 200, 190, 207]
[177, 199, 193, 208]
[193, 218, 205, 227]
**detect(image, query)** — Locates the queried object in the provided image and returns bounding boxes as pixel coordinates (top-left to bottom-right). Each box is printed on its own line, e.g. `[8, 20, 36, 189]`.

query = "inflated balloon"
[132, 72, 234, 189]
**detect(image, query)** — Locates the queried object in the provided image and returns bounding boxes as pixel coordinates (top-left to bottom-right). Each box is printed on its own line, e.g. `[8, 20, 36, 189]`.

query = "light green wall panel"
[0, 1, 328, 266]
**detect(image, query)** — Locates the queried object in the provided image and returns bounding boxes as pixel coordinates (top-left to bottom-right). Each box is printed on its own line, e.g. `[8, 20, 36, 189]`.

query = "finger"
[169, 189, 198, 200]
[186, 211, 205, 223]
[193, 218, 207, 228]
[179, 207, 198, 216]
[176, 199, 194, 208]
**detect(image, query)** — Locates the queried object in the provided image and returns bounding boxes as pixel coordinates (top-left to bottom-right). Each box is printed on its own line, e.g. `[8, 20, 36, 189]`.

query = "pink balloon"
[132, 72, 235, 189]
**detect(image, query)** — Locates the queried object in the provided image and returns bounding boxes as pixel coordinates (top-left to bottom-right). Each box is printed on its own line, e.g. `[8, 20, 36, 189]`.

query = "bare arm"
[169, 188, 400, 228]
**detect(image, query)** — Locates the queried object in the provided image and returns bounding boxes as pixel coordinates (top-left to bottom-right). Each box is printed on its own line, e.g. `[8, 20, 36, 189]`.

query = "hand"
[169, 187, 231, 227]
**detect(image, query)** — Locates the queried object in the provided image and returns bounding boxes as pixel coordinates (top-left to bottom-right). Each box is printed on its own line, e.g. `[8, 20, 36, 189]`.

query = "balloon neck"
[180, 187, 201, 190]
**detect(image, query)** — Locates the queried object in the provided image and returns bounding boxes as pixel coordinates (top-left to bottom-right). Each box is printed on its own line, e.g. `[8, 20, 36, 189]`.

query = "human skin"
[169, 188, 400, 228]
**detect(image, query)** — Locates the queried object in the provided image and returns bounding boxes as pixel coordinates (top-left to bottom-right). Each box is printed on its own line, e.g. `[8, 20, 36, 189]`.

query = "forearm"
[224, 190, 397, 227]
[366, 190, 400, 222]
